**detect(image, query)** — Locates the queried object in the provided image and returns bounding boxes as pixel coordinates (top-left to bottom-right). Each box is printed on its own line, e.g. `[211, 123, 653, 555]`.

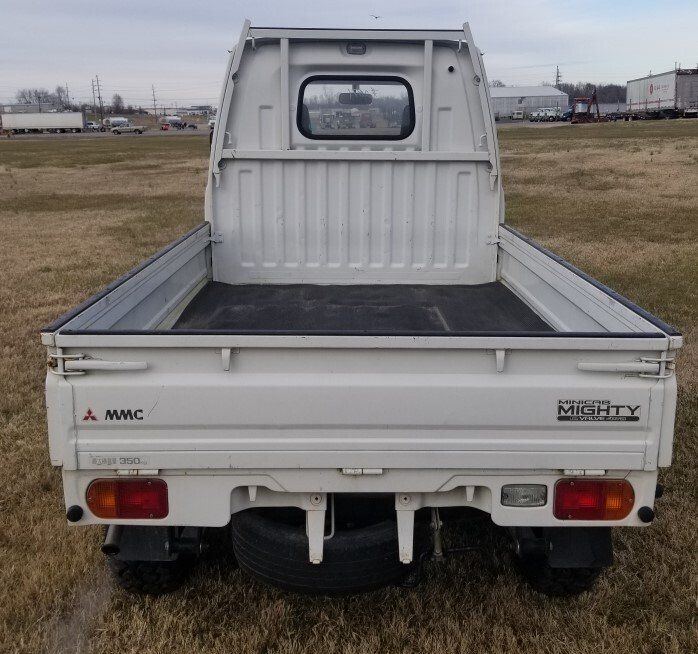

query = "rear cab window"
[297, 76, 415, 140]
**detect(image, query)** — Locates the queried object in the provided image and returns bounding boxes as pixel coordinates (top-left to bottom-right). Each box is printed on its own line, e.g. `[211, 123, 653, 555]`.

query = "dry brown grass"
[0, 124, 696, 654]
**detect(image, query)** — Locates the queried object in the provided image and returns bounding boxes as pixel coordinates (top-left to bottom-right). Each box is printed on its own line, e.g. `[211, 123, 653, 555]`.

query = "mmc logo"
[82, 408, 144, 421]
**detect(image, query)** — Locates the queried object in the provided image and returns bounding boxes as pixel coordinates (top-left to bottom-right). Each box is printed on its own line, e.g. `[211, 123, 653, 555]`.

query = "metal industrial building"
[489, 86, 569, 119]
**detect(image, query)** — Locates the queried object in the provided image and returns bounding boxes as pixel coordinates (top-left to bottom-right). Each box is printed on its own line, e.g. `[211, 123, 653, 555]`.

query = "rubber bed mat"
[173, 282, 553, 335]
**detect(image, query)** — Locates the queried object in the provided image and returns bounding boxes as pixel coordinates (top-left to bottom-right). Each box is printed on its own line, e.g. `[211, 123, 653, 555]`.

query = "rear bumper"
[62, 467, 659, 529]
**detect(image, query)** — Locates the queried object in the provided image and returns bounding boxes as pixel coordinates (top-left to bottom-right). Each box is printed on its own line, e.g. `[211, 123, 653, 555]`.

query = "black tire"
[231, 508, 428, 596]
[134, 129, 142, 134]
[106, 555, 193, 596]
[515, 555, 602, 597]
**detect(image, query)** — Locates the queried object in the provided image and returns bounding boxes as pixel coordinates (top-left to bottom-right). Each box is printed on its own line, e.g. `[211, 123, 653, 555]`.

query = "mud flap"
[103, 525, 201, 562]
[514, 527, 613, 568]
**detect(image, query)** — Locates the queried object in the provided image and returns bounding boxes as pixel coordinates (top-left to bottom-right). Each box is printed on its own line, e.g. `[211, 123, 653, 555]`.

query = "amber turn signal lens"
[553, 479, 634, 520]
[86, 479, 168, 519]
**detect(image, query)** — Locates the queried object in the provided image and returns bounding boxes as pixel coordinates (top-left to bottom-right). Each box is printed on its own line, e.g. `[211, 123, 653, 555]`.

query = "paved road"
[497, 120, 570, 129]
[2, 127, 211, 140]
[4, 120, 570, 141]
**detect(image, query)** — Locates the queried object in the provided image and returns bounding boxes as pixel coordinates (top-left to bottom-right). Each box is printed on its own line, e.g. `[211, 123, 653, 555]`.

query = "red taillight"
[553, 479, 634, 520]
[86, 479, 168, 519]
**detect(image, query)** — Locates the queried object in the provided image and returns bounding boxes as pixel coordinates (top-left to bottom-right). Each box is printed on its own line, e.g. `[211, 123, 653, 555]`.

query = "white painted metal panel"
[46, 224, 211, 333]
[61, 346, 661, 474]
[210, 33, 500, 284]
[212, 159, 494, 283]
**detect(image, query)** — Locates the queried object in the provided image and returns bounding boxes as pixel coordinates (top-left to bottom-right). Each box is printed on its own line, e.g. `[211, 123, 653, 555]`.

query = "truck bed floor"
[172, 282, 553, 335]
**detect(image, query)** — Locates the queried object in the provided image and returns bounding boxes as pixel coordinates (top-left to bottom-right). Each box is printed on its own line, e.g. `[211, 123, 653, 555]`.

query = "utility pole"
[95, 74, 104, 122]
[65, 82, 70, 109]
[152, 85, 158, 117]
[91, 79, 97, 117]
[554, 66, 562, 88]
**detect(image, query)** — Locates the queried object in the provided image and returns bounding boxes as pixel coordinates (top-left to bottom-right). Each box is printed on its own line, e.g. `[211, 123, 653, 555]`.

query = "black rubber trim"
[41, 222, 210, 333]
[297, 75, 415, 141]
[58, 328, 665, 338]
[502, 225, 681, 337]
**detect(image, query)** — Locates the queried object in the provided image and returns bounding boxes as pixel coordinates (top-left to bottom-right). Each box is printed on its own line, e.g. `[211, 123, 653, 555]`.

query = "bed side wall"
[45, 224, 212, 333]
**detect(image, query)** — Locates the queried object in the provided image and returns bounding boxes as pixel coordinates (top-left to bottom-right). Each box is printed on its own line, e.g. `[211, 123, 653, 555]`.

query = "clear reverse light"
[501, 484, 547, 507]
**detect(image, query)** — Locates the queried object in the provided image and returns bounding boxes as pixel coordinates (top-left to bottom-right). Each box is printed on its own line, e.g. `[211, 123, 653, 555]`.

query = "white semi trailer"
[1, 111, 85, 133]
[43, 22, 682, 599]
[627, 68, 698, 118]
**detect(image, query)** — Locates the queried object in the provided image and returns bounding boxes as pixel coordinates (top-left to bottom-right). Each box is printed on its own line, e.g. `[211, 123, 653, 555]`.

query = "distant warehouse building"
[489, 86, 569, 119]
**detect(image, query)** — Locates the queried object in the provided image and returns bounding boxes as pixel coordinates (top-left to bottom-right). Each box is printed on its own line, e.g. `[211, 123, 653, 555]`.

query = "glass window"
[298, 76, 414, 140]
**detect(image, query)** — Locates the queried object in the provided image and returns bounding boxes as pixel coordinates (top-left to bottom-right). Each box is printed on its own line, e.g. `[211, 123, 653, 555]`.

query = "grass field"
[1, 122, 696, 654]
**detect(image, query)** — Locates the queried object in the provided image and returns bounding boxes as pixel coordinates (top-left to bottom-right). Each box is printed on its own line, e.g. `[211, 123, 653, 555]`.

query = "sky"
[1, 0, 696, 107]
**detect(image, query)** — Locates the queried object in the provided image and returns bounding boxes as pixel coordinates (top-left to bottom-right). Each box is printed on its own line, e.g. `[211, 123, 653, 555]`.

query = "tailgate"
[50, 344, 671, 473]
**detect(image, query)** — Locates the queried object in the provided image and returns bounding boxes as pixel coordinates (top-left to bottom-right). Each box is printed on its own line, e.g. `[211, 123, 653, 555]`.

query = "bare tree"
[111, 93, 125, 113]
[54, 85, 69, 107]
[15, 87, 54, 104]
[489, 79, 505, 87]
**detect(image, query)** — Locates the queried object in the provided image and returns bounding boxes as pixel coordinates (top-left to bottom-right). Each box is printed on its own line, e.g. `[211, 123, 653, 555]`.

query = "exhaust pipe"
[101, 525, 123, 555]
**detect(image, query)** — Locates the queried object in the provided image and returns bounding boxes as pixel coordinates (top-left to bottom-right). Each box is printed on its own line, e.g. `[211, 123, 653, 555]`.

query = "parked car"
[605, 112, 625, 122]
[160, 115, 183, 129]
[510, 110, 524, 120]
[43, 22, 682, 601]
[560, 109, 573, 122]
[85, 121, 101, 131]
[530, 108, 561, 122]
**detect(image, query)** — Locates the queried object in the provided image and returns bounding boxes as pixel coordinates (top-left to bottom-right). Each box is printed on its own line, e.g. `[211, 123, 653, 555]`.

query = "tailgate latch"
[577, 352, 675, 378]
[341, 468, 384, 476]
[48, 353, 147, 377]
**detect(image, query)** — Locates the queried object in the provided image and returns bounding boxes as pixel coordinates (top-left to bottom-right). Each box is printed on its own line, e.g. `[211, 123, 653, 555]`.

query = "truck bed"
[173, 281, 553, 335]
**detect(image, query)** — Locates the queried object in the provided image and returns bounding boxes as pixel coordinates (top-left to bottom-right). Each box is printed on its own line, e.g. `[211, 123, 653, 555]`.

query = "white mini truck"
[43, 23, 681, 597]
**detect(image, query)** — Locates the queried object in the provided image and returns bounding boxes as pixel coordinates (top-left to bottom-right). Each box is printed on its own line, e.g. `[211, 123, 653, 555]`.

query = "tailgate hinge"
[48, 352, 88, 376]
[209, 232, 224, 244]
[638, 353, 676, 379]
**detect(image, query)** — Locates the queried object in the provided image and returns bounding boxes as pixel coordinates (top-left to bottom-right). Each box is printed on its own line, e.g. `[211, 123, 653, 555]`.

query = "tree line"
[554, 82, 626, 103]
[489, 80, 626, 103]
[12, 86, 143, 114]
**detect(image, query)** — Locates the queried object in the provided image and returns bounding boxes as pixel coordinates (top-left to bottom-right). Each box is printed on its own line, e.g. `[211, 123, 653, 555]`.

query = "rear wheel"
[134, 129, 142, 134]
